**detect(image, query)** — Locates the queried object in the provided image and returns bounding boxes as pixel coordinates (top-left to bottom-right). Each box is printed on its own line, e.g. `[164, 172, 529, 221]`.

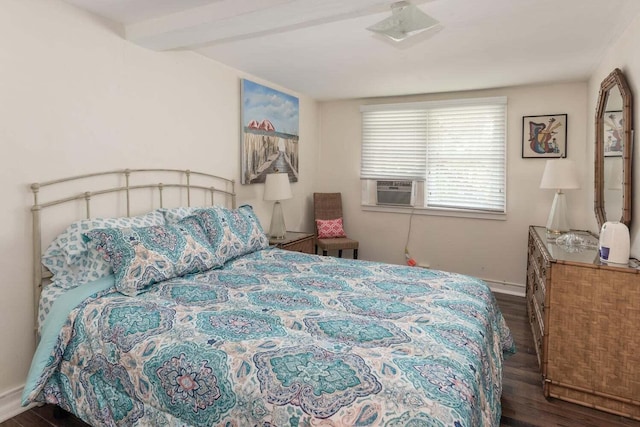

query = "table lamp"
[264, 172, 292, 239]
[539, 158, 580, 235]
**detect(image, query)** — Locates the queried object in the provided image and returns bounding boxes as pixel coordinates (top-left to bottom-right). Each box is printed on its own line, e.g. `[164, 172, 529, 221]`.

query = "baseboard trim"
[483, 278, 525, 297]
[0, 385, 33, 423]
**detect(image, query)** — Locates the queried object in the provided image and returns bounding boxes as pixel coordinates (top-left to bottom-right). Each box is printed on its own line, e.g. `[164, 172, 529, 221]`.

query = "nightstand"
[269, 232, 314, 254]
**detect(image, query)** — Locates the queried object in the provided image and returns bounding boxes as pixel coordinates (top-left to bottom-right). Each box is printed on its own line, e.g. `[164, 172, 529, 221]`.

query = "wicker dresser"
[526, 225, 640, 420]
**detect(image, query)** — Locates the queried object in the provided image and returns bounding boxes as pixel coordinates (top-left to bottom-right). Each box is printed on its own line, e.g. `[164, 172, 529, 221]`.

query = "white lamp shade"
[264, 173, 293, 201]
[540, 159, 580, 190]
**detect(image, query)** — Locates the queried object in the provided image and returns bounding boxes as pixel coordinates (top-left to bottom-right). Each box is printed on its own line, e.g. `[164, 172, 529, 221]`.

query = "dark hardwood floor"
[3, 293, 639, 427]
[0, 405, 87, 427]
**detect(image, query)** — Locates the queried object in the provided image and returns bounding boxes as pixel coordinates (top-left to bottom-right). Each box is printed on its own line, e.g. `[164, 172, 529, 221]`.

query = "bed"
[22, 169, 515, 427]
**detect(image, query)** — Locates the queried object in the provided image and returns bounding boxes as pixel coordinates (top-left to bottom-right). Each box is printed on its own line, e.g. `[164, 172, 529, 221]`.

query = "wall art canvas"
[241, 79, 299, 184]
[604, 110, 624, 157]
[522, 114, 567, 158]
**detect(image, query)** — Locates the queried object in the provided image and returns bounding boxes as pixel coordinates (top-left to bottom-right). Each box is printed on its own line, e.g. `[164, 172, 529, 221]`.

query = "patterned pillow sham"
[194, 205, 269, 264]
[42, 211, 165, 288]
[316, 217, 347, 239]
[83, 217, 222, 296]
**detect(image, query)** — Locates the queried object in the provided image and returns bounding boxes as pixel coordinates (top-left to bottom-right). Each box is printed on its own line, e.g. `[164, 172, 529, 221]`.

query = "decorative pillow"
[42, 211, 165, 288]
[316, 217, 347, 239]
[194, 205, 269, 264]
[83, 218, 222, 296]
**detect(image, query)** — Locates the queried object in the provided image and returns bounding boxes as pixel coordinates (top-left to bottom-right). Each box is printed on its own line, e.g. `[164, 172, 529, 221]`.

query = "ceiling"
[65, 0, 640, 100]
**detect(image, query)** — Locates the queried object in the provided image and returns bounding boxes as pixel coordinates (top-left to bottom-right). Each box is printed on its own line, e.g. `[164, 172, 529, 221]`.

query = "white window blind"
[361, 109, 427, 180]
[361, 97, 506, 213]
[426, 104, 506, 212]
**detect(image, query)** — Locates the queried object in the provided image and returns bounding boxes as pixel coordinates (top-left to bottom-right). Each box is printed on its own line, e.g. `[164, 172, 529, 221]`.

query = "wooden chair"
[313, 192, 359, 259]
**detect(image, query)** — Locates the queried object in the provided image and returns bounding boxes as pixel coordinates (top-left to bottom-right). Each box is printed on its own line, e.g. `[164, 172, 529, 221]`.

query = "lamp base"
[546, 190, 570, 235]
[269, 201, 287, 239]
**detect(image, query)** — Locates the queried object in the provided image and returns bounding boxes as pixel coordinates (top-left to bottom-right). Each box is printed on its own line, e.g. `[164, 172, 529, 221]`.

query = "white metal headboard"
[30, 168, 236, 329]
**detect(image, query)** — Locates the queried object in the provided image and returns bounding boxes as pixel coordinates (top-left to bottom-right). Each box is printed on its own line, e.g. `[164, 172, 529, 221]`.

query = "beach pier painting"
[241, 79, 299, 184]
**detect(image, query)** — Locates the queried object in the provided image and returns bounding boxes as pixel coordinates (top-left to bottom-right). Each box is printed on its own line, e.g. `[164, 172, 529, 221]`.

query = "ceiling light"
[367, 1, 440, 42]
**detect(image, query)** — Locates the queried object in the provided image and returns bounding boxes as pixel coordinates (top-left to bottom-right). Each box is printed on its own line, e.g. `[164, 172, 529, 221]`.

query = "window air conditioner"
[376, 180, 414, 206]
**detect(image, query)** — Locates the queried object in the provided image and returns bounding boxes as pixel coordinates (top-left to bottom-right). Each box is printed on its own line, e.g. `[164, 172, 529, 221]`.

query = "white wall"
[318, 82, 589, 289]
[0, 0, 318, 399]
[587, 13, 640, 258]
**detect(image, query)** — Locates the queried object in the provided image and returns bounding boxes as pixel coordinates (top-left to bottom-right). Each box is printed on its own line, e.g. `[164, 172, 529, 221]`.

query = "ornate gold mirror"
[595, 68, 633, 229]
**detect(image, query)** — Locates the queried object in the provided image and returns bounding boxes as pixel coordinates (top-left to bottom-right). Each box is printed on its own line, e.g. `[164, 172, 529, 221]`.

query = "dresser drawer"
[528, 296, 544, 373]
[533, 275, 546, 318]
[527, 233, 548, 315]
[529, 235, 549, 281]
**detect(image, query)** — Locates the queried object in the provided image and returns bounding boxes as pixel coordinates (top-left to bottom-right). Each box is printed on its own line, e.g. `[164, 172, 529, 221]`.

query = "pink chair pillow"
[316, 217, 347, 239]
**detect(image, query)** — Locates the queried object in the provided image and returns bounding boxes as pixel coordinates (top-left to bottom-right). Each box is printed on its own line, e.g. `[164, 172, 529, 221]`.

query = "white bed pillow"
[158, 206, 208, 224]
[42, 211, 165, 288]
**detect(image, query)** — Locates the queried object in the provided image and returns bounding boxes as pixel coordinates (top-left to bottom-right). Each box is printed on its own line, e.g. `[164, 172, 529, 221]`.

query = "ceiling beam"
[125, 0, 415, 50]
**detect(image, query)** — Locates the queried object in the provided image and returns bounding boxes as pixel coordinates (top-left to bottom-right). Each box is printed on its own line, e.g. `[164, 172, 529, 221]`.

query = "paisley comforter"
[23, 248, 515, 426]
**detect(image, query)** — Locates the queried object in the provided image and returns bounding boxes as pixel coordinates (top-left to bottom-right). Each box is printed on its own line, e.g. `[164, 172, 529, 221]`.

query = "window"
[361, 97, 507, 216]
